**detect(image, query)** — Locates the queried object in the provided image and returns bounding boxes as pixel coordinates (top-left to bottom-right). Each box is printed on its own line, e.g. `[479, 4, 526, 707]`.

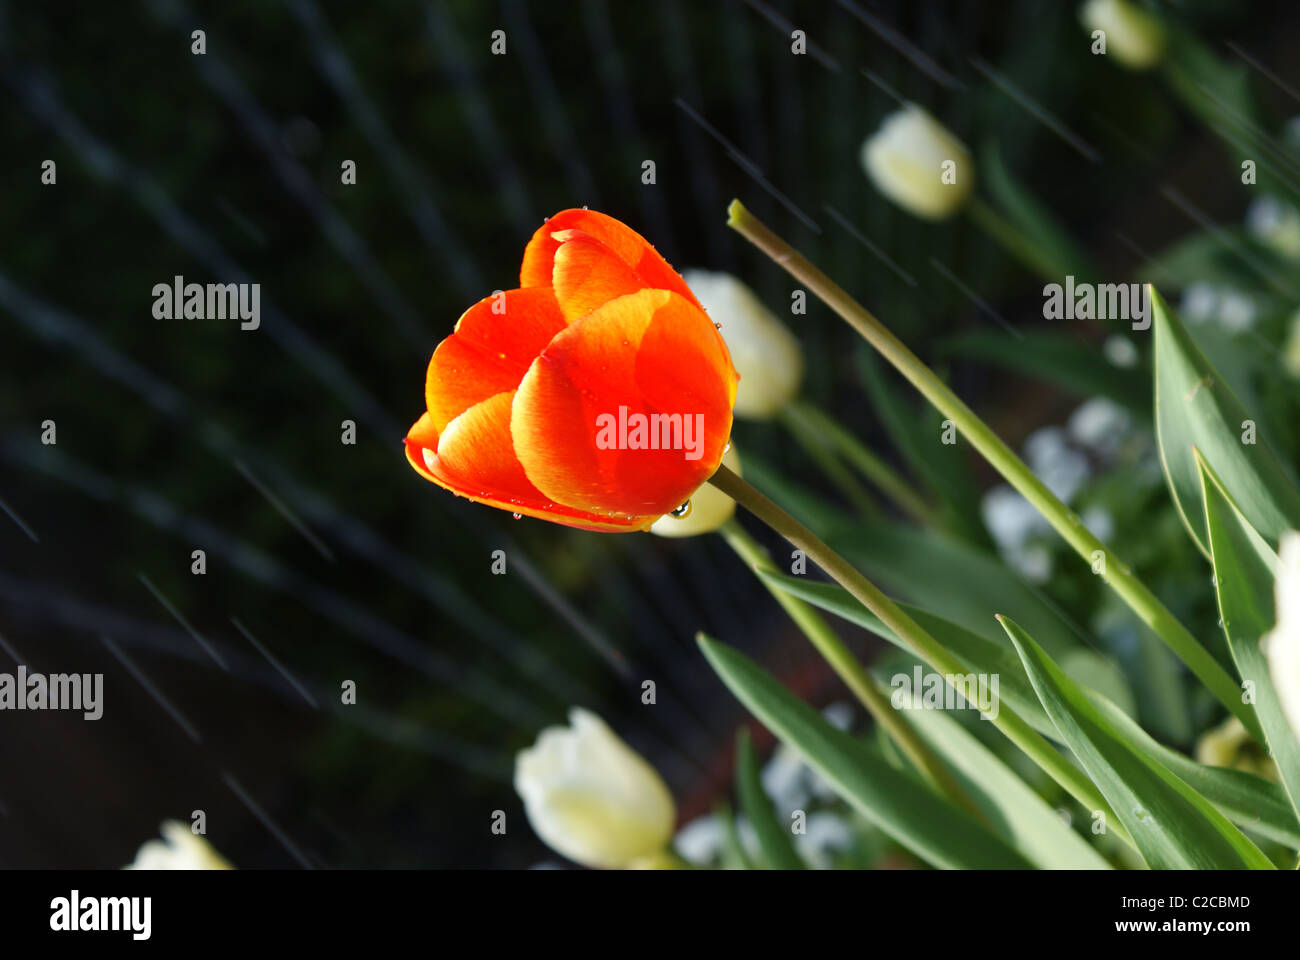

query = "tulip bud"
[650, 445, 741, 538]
[515, 708, 676, 869]
[683, 270, 804, 419]
[1080, 0, 1166, 71]
[1266, 531, 1300, 744]
[125, 820, 232, 870]
[1194, 716, 1276, 780]
[860, 105, 973, 220]
[1284, 309, 1300, 380]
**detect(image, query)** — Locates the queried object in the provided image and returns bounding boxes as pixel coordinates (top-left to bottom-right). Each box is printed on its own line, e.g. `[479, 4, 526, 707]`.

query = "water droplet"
[512, 513, 522, 520]
[724, 441, 732, 453]
[671, 500, 693, 519]
[582, 204, 589, 210]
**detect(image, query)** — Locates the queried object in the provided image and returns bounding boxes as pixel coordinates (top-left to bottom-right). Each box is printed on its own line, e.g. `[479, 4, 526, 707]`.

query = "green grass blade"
[1001, 615, 1274, 869]
[1198, 451, 1300, 825]
[734, 729, 805, 869]
[698, 635, 1032, 869]
[899, 696, 1112, 869]
[1152, 285, 1300, 556]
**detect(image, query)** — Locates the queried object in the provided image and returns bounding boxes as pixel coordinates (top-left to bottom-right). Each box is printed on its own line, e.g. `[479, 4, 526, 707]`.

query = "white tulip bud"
[1266, 532, 1300, 745]
[650, 445, 741, 538]
[1081, 0, 1166, 71]
[860, 105, 973, 220]
[515, 708, 675, 869]
[1283, 309, 1300, 380]
[684, 269, 803, 419]
[125, 821, 232, 870]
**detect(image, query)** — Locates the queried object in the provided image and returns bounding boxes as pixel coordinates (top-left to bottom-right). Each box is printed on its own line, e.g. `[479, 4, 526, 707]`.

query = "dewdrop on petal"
[1080, 0, 1166, 70]
[860, 105, 973, 221]
[515, 708, 676, 869]
[683, 270, 803, 419]
[1265, 531, 1300, 745]
[125, 820, 232, 870]
[651, 445, 741, 538]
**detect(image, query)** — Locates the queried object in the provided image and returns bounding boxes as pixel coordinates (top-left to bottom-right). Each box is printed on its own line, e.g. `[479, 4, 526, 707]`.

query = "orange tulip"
[405, 209, 739, 532]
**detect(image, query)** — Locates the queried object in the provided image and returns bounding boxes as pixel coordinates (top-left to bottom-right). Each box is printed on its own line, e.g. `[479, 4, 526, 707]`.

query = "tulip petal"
[425, 287, 566, 431]
[512, 288, 736, 517]
[520, 209, 703, 316]
[404, 398, 648, 533]
[551, 234, 646, 322]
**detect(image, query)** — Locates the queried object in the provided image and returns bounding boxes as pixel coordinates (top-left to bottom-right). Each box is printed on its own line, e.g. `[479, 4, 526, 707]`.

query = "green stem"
[777, 407, 881, 517]
[709, 464, 1133, 849]
[966, 196, 1061, 282]
[720, 519, 980, 819]
[785, 399, 934, 525]
[727, 198, 1262, 743]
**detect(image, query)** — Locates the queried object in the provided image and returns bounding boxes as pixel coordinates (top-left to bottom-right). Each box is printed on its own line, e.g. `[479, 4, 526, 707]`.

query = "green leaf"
[757, 570, 1055, 739]
[981, 139, 1098, 282]
[1088, 693, 1300, 849]
[712, 801, 756, 870]
[1000, 615, 1274, 869]
[734, 729, 805, 869]
[754, 572, 1300, 847]
[897, 693, 1112, 869]
[940, 330, 1147, 415]
[825, 521, 1087, 658]
[1152, 284, 1300, 556]
[855, 347, 989, 546]
[698, 636, 1032, 869]
[1198, 452, 1300, 825]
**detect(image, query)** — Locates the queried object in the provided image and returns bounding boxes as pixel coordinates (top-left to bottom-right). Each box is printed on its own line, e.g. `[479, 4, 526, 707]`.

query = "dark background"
[2, 0, 1297, 867]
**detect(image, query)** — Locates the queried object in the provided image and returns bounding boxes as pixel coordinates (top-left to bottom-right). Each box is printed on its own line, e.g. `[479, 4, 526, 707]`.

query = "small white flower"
[683, 270, 803, 419]
[1265, 532, 1300, 745]
[1217, 290, 1257, 333]
[1068, 396, 1131, 458]
[125, 821, 231, 870]
[1080, 0, 1166, 70]
[1246, 196, 1300, 261]
[761, 740, 812, 811]
[982, 486, 1046, 553]
[649, 445, 741, 538]
[514, 708, 675, 869]
[861, 105, 974, 220]
[1081, 505, 1115, 543]
[1025, 427, 1090, 503]
[674, 815, 726, 865]
[1180, 283, 1218, 323]
[794, 812, 855, 869]
[1102, 335, 1139, 369]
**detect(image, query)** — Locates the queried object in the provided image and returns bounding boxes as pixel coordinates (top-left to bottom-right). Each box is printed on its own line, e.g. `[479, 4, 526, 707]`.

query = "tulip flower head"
[515, 708, 676, 869]
[1080, 0, 1166, 71]
[682, 269, 803, 419]
[125, 820, 232, 870]
[406, 210, 738, 532]
[1266, 531, 1300, 744]
[861, 105, 973, 220]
